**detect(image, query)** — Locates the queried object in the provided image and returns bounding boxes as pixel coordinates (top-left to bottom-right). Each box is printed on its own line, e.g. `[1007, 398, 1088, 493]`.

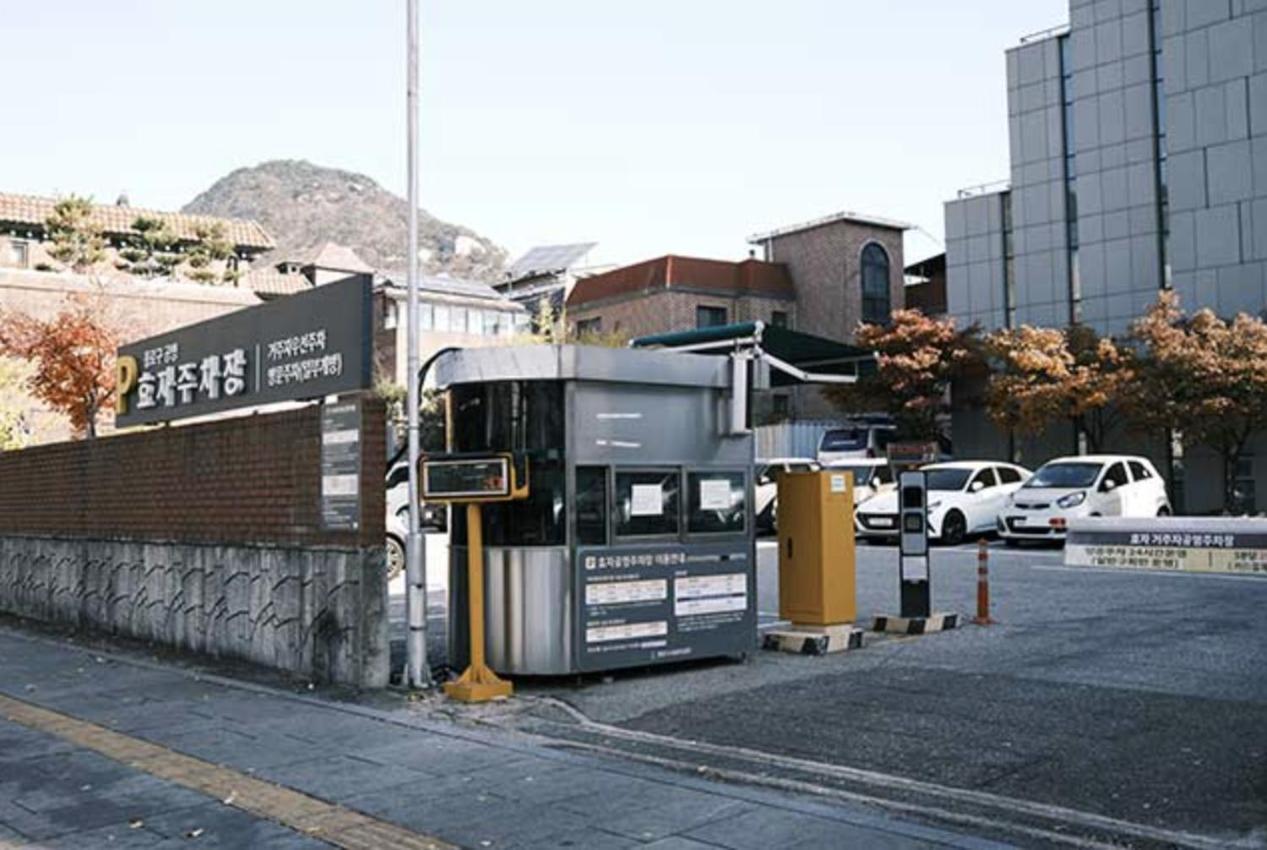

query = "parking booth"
[434, 344, 758, 676]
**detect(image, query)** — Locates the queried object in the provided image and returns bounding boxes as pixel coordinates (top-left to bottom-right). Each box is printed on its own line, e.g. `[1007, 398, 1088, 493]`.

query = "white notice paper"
[699, 478, 732, 511]
[630, 484, 663, 516]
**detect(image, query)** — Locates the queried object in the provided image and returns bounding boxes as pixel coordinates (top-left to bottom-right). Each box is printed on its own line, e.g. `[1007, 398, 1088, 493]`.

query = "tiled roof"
[566, 255, 795, 307]
[379, 270, 523, 305]
[242, 267, 311, 296]
[301, 242, 374, 273]
[0, 192, 274, 251]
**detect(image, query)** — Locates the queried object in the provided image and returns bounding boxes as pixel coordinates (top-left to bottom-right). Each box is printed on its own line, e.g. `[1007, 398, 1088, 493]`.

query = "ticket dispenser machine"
[776, 470, 856, 626]
[898, 470, 931, 618]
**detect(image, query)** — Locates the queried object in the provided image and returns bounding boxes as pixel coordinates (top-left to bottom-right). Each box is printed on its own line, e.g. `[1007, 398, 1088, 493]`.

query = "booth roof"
[632, 321, 870, 364]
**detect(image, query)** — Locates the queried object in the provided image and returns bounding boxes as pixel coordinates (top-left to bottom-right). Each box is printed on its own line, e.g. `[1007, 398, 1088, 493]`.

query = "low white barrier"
[1065, 517, 1267, 576]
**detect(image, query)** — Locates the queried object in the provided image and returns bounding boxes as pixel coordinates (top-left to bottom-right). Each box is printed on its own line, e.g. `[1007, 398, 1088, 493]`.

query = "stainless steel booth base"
[449, 546, 575, 676]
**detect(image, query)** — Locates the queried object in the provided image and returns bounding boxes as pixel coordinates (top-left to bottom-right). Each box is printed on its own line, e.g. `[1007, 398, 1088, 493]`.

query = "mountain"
[182, 160, 507, 282]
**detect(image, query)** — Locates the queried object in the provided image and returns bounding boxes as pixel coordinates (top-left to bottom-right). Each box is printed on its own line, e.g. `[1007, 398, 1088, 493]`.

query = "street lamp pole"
[403, 0, 431, 689]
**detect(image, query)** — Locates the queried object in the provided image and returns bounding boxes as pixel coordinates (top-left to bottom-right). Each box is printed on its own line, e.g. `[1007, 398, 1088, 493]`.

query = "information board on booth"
[575, 542, 755, 671]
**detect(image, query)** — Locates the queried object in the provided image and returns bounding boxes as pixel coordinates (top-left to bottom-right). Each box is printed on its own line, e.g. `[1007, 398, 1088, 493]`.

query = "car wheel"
[940, 511, 967, 546]
[386, 535, 406, 581]
[1157, 506, 1171, 517]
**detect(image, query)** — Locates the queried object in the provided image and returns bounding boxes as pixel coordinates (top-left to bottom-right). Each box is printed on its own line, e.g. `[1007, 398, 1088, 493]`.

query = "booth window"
[575, 466, 608, 545]
[615, 470, 679, 537]
[687, 471, 746, 535]
[860, 242, 891, 324]
[450, 381, 567, 546]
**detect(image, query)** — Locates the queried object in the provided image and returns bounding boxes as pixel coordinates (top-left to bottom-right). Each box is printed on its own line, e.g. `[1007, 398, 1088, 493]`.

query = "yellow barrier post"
[443, 503, 513, 703]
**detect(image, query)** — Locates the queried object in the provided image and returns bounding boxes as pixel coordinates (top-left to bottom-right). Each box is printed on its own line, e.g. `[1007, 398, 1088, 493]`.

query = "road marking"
[0, 693, 456, 850]
[533, 697, 1250, 850]
[1034, 564, 1267, 583]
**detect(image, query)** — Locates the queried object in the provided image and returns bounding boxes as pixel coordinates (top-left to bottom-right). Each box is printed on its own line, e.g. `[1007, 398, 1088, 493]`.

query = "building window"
[860, 243, 891, 324]
[1059, 33, 1081, 322]
[770, 310, 789, 329]
[576, 317, 602, 337]
[4, 239, 29, 268]
[419, 302, 434, 330]
[696, 305, 728, 328]
[383, 300, 399, 330]
[575, 466, 608, 545]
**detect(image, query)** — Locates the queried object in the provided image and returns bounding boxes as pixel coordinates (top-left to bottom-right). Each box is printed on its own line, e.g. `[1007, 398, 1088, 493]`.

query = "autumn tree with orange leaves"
[983, 323, 1133, 454]
[0, 297, 119, 439]
[823, 309, 980, 442]
[1125, 291, 1267, 514]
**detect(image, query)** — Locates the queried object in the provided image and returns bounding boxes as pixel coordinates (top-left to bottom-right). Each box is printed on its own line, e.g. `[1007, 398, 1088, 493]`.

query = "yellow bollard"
[443, 503, 513, 703]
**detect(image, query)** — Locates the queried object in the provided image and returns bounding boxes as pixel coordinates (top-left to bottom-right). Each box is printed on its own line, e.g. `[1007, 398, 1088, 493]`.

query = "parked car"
[816, 421, 897, 463]
[997, 454, 1170, 545]
[855, 461, 1032, 546]
[754, 457, 819, 535]
[385, 461, 447, 580]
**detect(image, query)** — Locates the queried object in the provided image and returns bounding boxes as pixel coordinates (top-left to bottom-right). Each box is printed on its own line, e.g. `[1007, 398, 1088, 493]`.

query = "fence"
[0, 397, 389, 688]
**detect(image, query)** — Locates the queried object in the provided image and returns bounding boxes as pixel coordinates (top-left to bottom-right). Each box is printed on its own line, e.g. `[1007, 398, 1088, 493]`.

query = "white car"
[855, 461, 1032, 546]
[385, 462, 447, 579]
[755, 457, 820, 535]
[998, 455, 1171, 545]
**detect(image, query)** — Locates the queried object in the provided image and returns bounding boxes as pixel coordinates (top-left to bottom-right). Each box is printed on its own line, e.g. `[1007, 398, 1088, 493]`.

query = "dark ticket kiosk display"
[436, 345, 757, 676]
[898, 470, 931, 618]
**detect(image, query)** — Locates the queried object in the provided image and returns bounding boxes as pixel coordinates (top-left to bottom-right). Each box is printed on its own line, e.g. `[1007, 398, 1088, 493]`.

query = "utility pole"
[403, 0, 431, 689]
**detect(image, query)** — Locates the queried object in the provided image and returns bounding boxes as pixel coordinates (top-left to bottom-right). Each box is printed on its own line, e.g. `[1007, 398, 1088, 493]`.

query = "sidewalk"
[0, 624, 1010, 850]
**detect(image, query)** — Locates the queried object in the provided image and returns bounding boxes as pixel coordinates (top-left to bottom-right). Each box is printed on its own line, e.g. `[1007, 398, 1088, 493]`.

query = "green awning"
[631, 321, 874, 386]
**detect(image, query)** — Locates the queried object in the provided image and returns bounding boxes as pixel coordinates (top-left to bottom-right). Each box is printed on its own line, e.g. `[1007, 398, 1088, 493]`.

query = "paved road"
[0, 624, 1006, 850]
[509, 543, 1267, 848]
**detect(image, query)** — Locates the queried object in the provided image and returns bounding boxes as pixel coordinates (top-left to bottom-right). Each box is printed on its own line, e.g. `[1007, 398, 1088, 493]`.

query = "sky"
[1, 1, 1068, 268]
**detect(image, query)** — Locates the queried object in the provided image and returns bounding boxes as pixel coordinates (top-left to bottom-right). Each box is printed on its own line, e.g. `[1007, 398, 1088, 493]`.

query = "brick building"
[565, 254, 795, 340]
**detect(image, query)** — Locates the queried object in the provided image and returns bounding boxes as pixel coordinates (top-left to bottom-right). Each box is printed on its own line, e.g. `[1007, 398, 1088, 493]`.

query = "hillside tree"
[1126, 291, 1267, 513]
[0, 297, 119, 439]
[822, 309, 980, 442]
[44, 195, 106, 272]
[983, 323, 1133, 453]
[115, 216, 182, 278]
[184, 222, 237, 284]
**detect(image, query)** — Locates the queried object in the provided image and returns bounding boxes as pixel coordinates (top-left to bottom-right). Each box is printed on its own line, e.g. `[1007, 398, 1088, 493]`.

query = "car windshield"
[1026, 462, 1103, 488]
[828, 465, 875, 485]
[925, 468, 972, 491]
[820, 429, 865, 451]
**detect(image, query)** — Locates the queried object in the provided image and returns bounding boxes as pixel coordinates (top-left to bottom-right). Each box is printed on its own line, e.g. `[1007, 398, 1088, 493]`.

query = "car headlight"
[927, 500, 942, 511]
[1057, 491, 1086, 509]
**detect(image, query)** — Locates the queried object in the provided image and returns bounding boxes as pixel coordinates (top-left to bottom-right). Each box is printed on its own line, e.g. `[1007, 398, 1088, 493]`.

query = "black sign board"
[575, 542, 755, 672]
[423, 458, 510, 500]
[115, 275, 373, 427]
[320, 399, 361, 531]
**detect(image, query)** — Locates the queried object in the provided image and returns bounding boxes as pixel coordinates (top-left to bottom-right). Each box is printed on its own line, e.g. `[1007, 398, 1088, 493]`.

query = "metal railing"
[956, 179, 1011, 199]
[1019, 23, 1070, 44]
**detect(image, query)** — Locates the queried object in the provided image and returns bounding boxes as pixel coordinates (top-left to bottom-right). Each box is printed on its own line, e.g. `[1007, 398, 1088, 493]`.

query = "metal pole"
[403, 0, 431, 689]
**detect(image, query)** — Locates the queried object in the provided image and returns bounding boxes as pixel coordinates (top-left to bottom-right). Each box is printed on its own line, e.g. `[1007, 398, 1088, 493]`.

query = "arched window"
[860, 243, 891, 325]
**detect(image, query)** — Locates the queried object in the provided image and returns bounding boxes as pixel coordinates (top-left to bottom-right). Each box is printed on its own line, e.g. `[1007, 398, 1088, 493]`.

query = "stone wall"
[0, 537, 387, 687]
[0, 399, 389, 687]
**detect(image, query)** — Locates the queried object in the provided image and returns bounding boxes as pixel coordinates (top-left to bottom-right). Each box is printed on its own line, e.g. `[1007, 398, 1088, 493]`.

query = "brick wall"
[0, 398, 385, 548]
[0, 398, 389, 687]
[761, 220, 905, 345]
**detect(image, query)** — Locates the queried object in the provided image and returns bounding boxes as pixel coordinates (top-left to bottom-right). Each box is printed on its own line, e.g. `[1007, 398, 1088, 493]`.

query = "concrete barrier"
[1065, 517, 1267, 576]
